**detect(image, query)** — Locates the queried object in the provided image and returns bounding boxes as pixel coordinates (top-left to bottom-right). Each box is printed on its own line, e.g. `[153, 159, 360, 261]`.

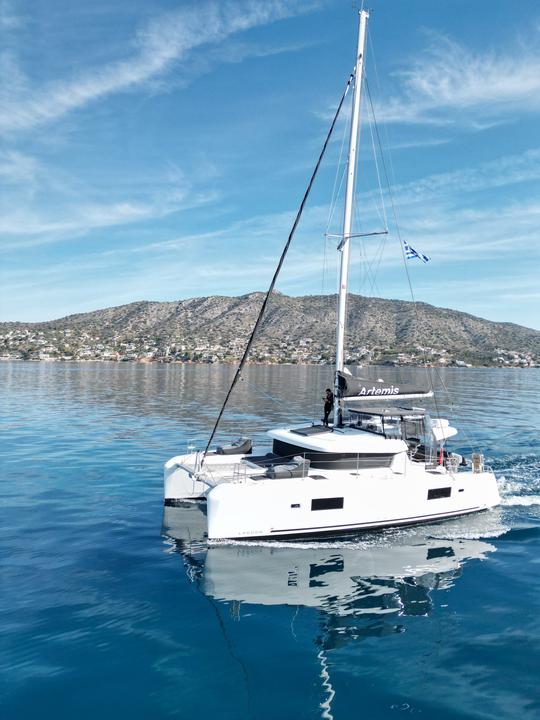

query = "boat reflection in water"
[162, 503, 499, 620]
[163, 503, 501, 719]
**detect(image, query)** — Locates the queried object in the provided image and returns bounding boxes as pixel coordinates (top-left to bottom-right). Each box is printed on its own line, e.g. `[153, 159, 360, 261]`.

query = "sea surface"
[1, 361, 539, 720]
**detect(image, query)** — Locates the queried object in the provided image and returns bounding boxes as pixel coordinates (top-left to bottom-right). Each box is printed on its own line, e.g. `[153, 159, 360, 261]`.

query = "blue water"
[1, 362, 539, 719]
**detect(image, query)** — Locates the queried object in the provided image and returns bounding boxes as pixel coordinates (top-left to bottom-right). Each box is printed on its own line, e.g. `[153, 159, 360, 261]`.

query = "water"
[1, 362, 539, 719]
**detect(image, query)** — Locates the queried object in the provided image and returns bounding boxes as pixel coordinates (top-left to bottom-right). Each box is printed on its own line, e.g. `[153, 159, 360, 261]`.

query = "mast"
[334, 9, 369, 426]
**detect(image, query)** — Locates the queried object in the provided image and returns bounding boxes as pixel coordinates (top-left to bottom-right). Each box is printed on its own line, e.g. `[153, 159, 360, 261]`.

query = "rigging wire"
[364, 72, 479, 453]
[358, 105, 390, 297]
[321, 234, 329, 297]
[365, 234, 387, 296]
[367, 96, 388, 232]
[352, 223, 387, 296]
[325, 93, 350, 236]
[238, 375, 282, 406]
[202, 73, 355, 462]
[322, 108, 349, 311]
[365, 32, 440, 351]
[346, 83, 389, 349]
[368, 32, 399, 193]
[364, 77, 445, 422]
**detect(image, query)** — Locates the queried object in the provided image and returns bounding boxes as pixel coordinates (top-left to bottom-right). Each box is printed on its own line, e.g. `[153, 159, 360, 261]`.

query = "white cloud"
[0, 0, 317, 133]
[3, 143, 538, 259]
[375, 33, 540, 126]
[0, 149, 40, 183]
[365, 147, 540, 207]
[0, 188, 217, 247]
[1, 186, 538, 325]
[388, 137, 452, 151]
[0, 148, 221, 248]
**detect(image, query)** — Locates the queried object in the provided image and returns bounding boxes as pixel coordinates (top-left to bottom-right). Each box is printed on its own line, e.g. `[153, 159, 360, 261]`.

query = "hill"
[1, 293, 538, 366]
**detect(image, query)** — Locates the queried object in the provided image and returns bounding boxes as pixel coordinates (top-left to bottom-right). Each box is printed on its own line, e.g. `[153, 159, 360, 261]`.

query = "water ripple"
[1, 363, 539, 720]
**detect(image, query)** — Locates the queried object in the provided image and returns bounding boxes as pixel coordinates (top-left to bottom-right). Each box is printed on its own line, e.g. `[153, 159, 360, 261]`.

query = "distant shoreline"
[1, 357, 537, 369]
[2, 293, 538, 368]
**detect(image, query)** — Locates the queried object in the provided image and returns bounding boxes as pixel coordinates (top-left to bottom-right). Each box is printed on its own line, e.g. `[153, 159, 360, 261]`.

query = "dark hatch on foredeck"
[243, 453, 282, 468]
[291, 425, 332, 437]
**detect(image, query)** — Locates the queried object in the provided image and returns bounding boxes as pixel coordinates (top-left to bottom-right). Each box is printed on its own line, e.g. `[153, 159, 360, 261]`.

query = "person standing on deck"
[323, 388, 334, 427]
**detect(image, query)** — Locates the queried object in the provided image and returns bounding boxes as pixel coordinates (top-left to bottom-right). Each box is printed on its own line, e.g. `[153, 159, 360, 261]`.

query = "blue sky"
[1, 0, 539, 329]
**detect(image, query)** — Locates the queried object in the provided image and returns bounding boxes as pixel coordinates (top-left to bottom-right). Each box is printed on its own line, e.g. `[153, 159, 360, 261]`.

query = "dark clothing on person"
[323, 389, 334, 427]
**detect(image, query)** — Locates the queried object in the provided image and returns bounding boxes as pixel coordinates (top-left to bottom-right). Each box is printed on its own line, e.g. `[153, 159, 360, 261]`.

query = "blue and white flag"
[403, 240, 430, 263]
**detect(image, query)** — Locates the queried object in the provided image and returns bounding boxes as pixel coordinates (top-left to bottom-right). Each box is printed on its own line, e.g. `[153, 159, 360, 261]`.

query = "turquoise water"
[1, 362, 539, 719]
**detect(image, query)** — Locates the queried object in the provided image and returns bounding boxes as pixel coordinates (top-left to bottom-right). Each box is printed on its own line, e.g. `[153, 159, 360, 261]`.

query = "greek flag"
[403, 240, 430, 263]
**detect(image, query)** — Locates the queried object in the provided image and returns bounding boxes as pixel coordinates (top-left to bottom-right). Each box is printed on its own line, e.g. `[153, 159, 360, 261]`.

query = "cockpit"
[347, 405, 432, 454]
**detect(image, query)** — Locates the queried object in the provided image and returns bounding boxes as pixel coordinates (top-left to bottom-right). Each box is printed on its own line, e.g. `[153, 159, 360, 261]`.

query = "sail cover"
[337, 371, 433, 401]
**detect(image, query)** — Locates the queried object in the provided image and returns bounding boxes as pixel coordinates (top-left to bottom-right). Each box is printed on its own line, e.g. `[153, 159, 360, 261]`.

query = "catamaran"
[163, 10, 500, 540]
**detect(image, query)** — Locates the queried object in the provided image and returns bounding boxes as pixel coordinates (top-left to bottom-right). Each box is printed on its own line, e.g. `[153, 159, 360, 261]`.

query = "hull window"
[428, 487, 451, 500]
[311, 497, 344, 511]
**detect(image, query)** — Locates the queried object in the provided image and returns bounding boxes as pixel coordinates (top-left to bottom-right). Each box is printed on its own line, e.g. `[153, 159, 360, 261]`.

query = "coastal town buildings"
[0, 328, 537, 367]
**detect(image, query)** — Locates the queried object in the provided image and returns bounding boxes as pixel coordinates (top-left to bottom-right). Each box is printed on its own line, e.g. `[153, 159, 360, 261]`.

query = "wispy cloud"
[388, 137, 452, 151]
[0, 0, 318, 134]
[369, 147, 540, 206]
[3, 142, 538, 257]
[0, 0, 23, 30]
[399, 198, 540, 260]
[0, 146, 222, 248]
[0, 153, 219, 251]
[362, 149, 540, 263]
[1, 185, 538, 324]
[375, 32, 540, 126]
[0, 187, 217, 247]
[0, 149, 41, 183]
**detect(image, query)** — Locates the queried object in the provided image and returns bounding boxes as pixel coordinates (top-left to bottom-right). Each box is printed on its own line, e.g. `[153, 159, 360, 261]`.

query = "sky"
[1, 0, 539, 329]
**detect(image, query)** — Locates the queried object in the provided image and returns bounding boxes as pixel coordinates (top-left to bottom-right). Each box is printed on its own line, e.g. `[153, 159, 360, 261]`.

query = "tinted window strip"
[311, 497, 344, 511]
[427, 487, 452, 500]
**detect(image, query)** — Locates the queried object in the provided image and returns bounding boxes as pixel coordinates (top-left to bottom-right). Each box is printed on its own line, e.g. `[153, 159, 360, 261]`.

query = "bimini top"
[347, 405, 458, 442]
[337, 371, 433, 402]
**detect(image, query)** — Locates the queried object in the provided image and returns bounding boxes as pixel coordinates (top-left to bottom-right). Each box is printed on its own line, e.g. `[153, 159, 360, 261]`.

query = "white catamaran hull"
[164, 451, 500, 540]
[164, 452, 251, 500]
[205, 468, 499, 540]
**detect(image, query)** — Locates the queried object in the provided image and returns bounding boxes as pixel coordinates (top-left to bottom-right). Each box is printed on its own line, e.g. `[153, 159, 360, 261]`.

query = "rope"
[202, 73, 355, 463]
